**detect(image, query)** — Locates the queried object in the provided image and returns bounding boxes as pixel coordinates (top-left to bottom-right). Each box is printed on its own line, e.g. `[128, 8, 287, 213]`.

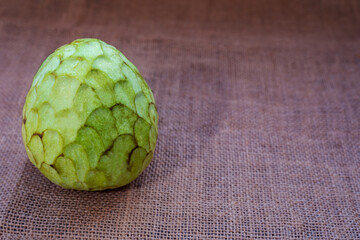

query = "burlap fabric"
[1, 0, 359, 239]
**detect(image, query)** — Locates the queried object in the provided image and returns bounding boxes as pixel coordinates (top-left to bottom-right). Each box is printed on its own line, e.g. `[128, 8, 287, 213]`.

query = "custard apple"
[22, 39, 158, 191]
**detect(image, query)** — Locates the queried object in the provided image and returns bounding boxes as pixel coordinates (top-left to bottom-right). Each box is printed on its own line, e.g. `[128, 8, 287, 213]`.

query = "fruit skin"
[22, 39, 158, 191]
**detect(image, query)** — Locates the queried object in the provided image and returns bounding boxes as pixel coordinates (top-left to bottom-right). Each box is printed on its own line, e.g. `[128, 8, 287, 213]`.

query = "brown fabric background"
[1, 0, 359, 239]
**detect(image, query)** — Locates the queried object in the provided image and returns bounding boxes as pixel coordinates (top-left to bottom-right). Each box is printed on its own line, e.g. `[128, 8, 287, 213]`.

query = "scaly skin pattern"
[22, 39, 158, 191]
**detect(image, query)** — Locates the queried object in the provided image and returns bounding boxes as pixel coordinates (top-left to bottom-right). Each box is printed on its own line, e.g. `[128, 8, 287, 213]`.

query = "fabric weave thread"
[0, 0, 359, 239]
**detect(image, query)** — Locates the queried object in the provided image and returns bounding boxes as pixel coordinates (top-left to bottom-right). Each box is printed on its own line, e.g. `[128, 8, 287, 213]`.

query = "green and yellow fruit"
[22, 39, 158, 191]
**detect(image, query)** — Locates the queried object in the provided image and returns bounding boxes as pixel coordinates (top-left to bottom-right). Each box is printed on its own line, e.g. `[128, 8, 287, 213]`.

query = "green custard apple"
[22, 39, 158, 191]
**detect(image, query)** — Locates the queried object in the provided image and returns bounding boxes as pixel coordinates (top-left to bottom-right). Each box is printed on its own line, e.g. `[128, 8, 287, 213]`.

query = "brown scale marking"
[91, 68, 117, 84]
[56, 73, 74, 79]
[74, 56, 84, 61]
[131, 122, 139, 146]
[100, 133, 135, 157]
[89, 86, 96, 92]
[49, 163, 60, 175]
[34, 133, 43, 139]
[127, 147, 137, 167]
[100, 140, 116, 157]
[50, 72, 57, 78]
[110, 103, 138, 116]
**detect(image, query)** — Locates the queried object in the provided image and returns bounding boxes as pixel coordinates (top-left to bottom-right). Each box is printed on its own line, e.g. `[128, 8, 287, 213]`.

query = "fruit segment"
[75, 127, 105, 168]
[73, 40, 103, 60]
[97, 135, 137, 186]
[35, 73, 55, 106]
[129, 147, 147, 177]
[32, 55, 60, 87]
[85, 70, 116, 107]
[134, 118, 151, 152]
[54, 157, 77, 187]
[49, 75, 80, 112]
[73, 84, 102, 123]
[28, 135, 44, 167]
[55, 57, 91, 81]
[92, 55, 123, 82]
[64, 143, 90, 182]
[114, 80, 136, 111]
[25, 109, 38, 144]
[43, 129, 63, 165]
[135, 92, 150, 123]
[112, 105, 137, 135]
[85, 170, 107, 190]
[85, 107, 118, 149]
[54, 109, 82, 145]
[40, 163, 62, 186]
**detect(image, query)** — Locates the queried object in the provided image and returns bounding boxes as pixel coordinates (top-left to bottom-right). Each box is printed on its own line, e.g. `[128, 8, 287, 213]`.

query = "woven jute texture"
[1, 0, 359, 239]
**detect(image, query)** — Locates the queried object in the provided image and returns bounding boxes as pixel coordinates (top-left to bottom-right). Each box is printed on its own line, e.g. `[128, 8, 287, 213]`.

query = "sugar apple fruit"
[22, 39, 158, 191]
